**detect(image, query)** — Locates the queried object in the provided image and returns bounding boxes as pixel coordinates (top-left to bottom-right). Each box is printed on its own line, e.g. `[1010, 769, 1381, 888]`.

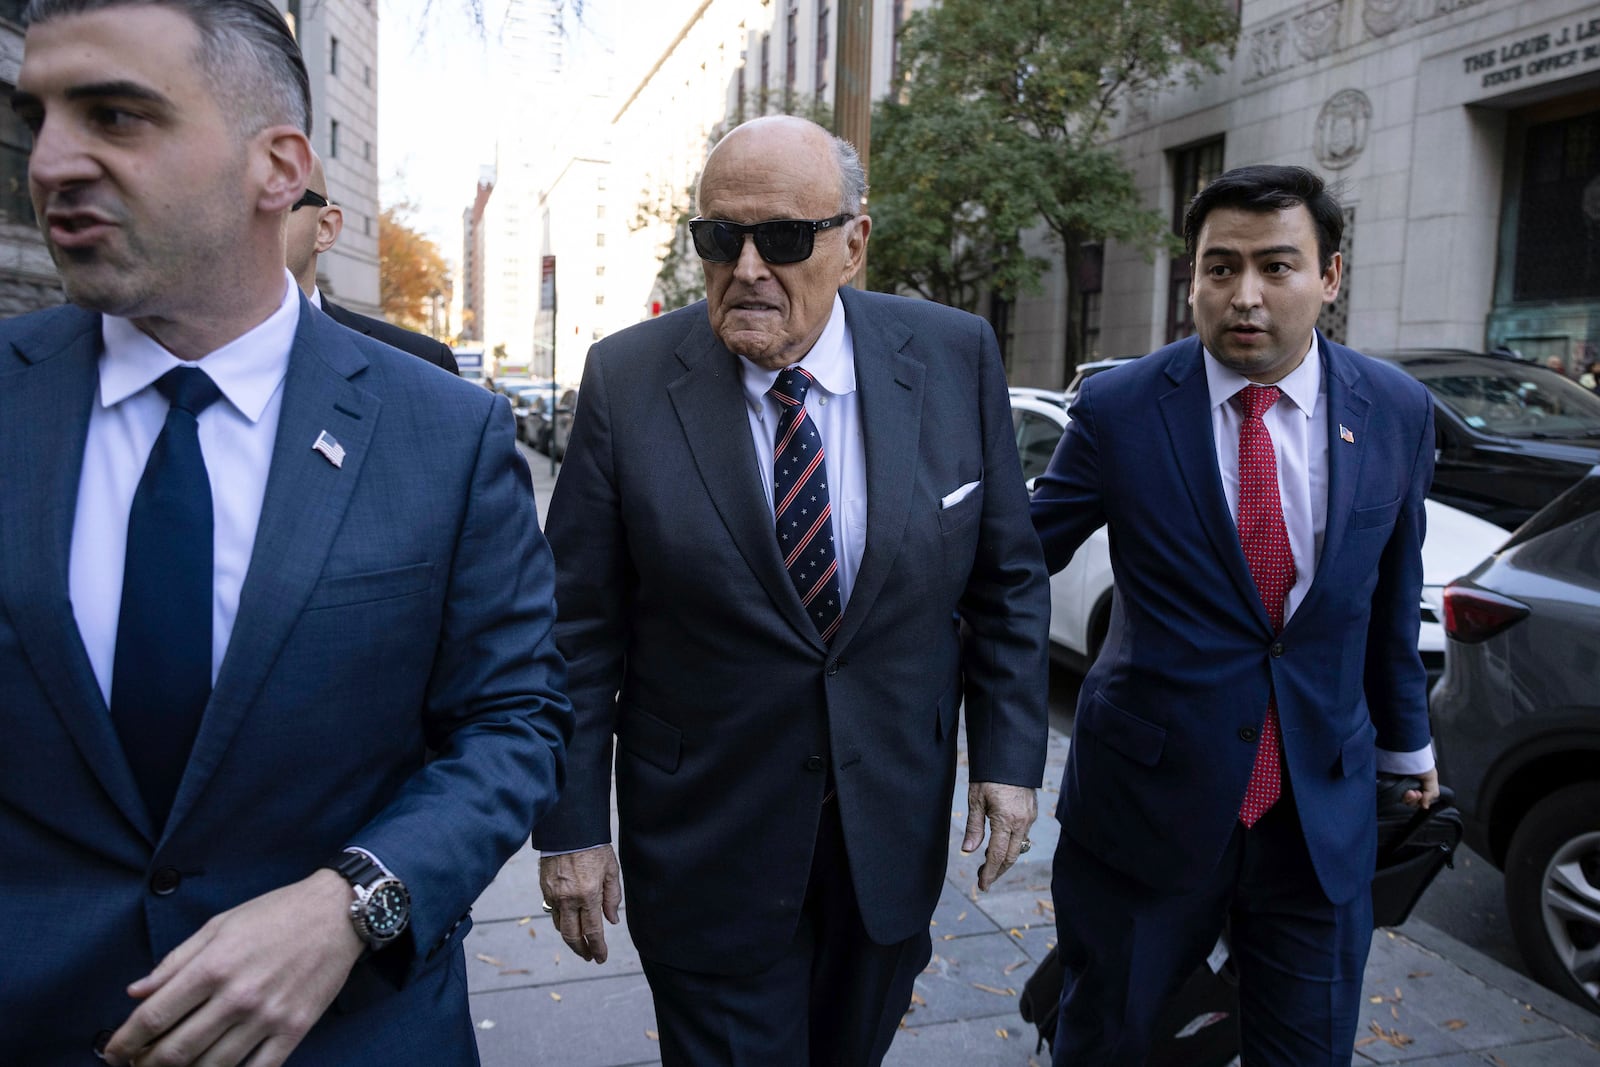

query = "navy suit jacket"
[531, 287, 1051, 975]
[322, 298, 459, 374]
[1031, 333, 1434, 906]
[0, 300, 570, 1064]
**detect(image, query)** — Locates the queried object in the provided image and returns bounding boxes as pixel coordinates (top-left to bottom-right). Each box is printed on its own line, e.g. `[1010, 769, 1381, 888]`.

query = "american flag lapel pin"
[1339, 424, 1355, 444]
[312, 429, 346, 468]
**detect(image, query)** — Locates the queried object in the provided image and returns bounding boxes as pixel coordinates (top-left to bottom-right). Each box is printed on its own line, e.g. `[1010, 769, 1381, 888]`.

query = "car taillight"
[1441, 582, 1529, 644]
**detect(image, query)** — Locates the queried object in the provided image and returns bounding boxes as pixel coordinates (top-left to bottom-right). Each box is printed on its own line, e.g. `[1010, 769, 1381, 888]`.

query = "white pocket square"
[941, 480, 981, 509]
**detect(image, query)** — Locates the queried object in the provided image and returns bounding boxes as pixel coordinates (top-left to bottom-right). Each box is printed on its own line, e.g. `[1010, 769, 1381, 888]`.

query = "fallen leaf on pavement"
[499, 968, 530, 976]
[996, 1028, 1010, 1039]
[550, 992, 562, 1002]
[1407, 971, 1432, 978]
[910, 992, 927, 1006]
[517, 916, 532, 925]
[1443, 1019, 1467, 1030]
[477, 1020, 496, 1031]
[1004, 960, 1027, 975]
[646, 1030, 659, 1041]
[527, 927, 537, 938]
[973, 983, 1016, 996]
[474, 953, 505, 967]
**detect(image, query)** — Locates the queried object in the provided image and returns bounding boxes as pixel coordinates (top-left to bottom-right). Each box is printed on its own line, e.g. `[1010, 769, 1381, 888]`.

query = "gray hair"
[833, 134, 867, 216]
[25, 0, 312, 136]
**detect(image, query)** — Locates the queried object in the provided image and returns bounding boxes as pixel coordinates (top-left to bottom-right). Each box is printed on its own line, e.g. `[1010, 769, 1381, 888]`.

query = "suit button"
[1270, 642, 1285, 657]
[1238, 726, 1258, 743]
[805, 755, 825, 772]
[149, 867, 181, 895]
[826, 660, 845, 676]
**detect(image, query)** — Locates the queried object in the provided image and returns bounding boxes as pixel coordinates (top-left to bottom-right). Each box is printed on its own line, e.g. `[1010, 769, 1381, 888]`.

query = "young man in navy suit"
[0, 3, 568, 1064]
[1032, 165, 1439, 1065]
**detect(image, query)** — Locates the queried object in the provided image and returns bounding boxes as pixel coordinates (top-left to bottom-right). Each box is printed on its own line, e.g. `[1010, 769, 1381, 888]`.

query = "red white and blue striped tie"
[771, 367, 842, 643]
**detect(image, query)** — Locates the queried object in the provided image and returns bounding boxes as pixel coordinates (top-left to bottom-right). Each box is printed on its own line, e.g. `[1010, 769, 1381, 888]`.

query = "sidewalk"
[475, 454, 1600, 1066]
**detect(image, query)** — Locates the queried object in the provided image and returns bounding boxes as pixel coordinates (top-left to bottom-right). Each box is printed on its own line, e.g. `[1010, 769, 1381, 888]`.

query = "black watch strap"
[324, 849, 383, 887]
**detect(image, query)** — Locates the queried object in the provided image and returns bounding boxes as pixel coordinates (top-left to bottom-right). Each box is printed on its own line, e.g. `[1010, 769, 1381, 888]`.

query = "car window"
[1500, 471, 1600, 550]
[1417, 363, 1600, 439]
[1016, 411, 1064, 483]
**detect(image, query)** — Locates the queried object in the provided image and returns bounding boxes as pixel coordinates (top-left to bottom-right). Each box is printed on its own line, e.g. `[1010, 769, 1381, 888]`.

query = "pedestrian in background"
[534, 115, 1050, 1066]
[0, 2, 569, 1064]
[1031, 164, 1439, 1065]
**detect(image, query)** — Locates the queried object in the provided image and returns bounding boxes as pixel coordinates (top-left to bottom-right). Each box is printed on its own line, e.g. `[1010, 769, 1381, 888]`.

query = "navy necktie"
[770, 367, 842, 643]
[110, 367, 222, 830]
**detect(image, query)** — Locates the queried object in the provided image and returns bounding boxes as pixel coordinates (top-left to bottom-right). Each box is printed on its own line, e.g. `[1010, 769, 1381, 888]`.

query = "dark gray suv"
[1431, 468, 1600, 1015]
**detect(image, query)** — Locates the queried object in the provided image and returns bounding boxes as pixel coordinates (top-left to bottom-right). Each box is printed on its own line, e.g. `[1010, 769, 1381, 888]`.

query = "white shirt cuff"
[540, 843, 609, 857]
[1375, 743, 1435, 776]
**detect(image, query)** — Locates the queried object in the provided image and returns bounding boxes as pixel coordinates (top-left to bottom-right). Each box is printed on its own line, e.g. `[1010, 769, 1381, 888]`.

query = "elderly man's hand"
[961, 781, 1039, 892]
[539, 846, 621, 963]
[101, 869, 364, 1067]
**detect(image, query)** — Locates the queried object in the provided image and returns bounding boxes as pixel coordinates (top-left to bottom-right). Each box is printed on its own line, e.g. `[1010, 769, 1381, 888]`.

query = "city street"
[481, 447, 1600, 1066]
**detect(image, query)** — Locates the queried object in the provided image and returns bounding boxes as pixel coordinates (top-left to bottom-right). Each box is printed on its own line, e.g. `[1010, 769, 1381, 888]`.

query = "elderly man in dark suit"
[1032, 165, 1439, 1065]
[0, 2, 568, 1064]
[285, 151, 458, 373]
[534, 115, 1051, 1066]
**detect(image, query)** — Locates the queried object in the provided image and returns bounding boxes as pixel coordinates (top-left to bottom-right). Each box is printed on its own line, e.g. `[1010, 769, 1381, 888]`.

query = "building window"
[364, 140, 372, 162]
[330, 36, 339, 76]
[1077, 244, 1104, 364]
[815, 5, 830, 94]
[1316, 208, 1354, 345]
[1511, 107, 1600, 303]
[891, 0, 914, 85]
[596, 233, 606, 247]
[596, 264, 606, 277]
[0, 82, 32, 225]
[329, 119, 340, 159]
[364, 64, 372, 88]
[364, 215, 372, 236]
[736, 64, 746, 123]
[0, 0, 28, 24]
[785, 5, 798, 108]
[1166, 137, 1225, 344]
[595, 293, 605, 305]
[596, 203, 606, 218]
[760, 33, 770, 106]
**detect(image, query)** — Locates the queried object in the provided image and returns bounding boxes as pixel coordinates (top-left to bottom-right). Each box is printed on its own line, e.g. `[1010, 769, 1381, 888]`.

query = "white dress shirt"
[738, 294, 867, 609]
[1203, 338, 1433, 774]
[69, 271, 300, 708]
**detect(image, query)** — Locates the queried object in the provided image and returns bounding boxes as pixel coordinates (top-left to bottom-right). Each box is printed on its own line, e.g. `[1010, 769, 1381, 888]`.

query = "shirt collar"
[738, 293, 855, 411]
[309, 286, 323, 310]
[99, 269, 301, 424]
[1203, 332, 1322, 418]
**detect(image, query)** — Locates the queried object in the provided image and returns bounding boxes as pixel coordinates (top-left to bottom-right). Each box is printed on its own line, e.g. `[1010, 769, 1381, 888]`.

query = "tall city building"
[461, 167, 495, 343]
[282, 0, 382, 315]
[478, 0, 565, 376]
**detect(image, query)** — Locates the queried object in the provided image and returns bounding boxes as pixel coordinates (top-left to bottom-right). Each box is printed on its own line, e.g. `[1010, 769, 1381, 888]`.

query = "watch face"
[364, 879, 411, 941]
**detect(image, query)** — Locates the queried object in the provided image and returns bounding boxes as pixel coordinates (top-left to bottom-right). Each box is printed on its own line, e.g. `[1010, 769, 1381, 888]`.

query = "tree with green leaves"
[869, 0, 1239, 352]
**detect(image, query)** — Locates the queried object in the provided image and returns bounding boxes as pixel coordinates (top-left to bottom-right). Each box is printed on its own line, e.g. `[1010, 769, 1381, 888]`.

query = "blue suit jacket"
[0, 301, 571, 1065]
[1030, 333, 1434, 906]
[531, 287, 1051, 975]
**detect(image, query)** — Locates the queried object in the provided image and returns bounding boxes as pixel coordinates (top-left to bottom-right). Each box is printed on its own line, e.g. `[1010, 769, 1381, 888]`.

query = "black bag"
[1372, 777, 1463, 928]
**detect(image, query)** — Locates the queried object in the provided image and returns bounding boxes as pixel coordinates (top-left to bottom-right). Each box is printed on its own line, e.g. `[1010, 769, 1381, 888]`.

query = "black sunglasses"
[292, 188, 329, 211]
[688, 214, 854, 265]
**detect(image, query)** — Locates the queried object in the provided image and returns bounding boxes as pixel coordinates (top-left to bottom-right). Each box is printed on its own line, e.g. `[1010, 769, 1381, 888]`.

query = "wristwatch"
[323, 849, 411, 948]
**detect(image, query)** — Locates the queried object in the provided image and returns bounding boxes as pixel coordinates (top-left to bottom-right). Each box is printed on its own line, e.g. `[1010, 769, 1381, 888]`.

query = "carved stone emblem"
[1247, 20, 1291, 82]
[1293, 1, 1343, 60]
[1362, 0, 1409, 38]
[1314, 89, 1372, 170]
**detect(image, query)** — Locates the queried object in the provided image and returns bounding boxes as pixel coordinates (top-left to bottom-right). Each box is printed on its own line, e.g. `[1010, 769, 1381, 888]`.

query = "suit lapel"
[666, 319, 823, 648]
[1156, 340, 1269, 631]
[1293, 336, 1370, 624]
[0, 310, 156, 841]
[165, 303, 379, 830]
[830, 289, 920, 653]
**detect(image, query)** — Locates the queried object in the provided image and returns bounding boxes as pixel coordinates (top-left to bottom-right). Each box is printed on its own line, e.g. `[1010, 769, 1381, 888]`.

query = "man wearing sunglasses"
[535, 115, 1050, 1065]
[286, 152, 457, 373]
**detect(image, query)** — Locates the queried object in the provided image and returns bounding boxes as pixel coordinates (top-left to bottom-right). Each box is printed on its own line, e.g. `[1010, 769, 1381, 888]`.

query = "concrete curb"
[1398, 918, 1600, 1048]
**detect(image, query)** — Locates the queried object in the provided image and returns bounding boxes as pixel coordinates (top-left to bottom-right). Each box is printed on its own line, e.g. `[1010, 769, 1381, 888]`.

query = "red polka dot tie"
[771, 367, 842, 643]
[1233, 385, 1294, 827]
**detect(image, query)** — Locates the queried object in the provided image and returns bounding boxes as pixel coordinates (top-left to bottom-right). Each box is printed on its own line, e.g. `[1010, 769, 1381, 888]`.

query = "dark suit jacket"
[0, 299, 570, 1065]
[322, 297, 459, 374]
[531, 287, 1051, 975]
[1030, 333, 1435, 907]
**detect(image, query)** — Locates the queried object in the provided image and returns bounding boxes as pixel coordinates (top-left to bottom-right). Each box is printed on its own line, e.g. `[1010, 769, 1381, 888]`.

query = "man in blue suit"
[534, 116, 1050, 1066]
[0, 3, 569, 1064]
[1031, 165, 1439, 1065]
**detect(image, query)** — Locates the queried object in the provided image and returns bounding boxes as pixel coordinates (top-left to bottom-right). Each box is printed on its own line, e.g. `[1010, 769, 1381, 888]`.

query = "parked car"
[1061, 356, 1138, 408]
[1373, 350, 1600, 530]
[1431, 468, 1600, 1015]
[548, 388, 579, 460]
[1010, 388, 1507, 677]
